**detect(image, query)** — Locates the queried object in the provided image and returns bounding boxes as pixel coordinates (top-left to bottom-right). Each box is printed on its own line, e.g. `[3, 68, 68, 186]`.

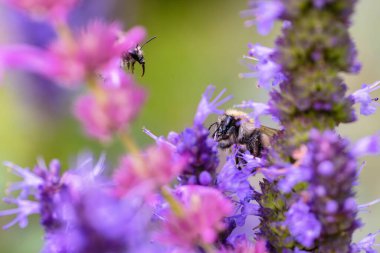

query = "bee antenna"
[140, 36, 157, 48]
[208, 122, 218, 131]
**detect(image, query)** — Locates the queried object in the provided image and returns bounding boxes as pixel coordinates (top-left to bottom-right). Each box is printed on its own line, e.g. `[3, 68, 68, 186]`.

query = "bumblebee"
[209, 109, 279, 157]
[122, 36, 157, 77]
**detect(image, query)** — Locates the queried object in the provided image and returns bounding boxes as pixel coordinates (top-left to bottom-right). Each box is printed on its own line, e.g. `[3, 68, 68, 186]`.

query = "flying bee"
[122, 36, 157, 77]
[209, 109, 279, 158]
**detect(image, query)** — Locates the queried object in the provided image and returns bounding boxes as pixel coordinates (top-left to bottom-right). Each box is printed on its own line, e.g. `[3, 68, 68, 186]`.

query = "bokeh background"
[0, 0, 379, 252]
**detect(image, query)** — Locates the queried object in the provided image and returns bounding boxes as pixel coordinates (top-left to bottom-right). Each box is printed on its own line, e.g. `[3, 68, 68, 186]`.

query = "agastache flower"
[217, 156, 254, 201]
[240, 44, 284, 90]
[234, 100, 272, 128]
[45, 186, 153, 253]
[158, 186, 232, 249]
[169, 125, 219, 186]
[0, 23, 146, 87]
[48, 22, 146, 86]
[0, 198, 39, 229]
[351, 81, 380, 116]
[287, 130, 360, 251]
[162, 86, 231, 186]
[194, 85, 232, 125]
[113, 142, 187, 197]
[351, 230, 380, 253]
[0, 159, 62, 230]
[242, 0, 284, 35]
[74, 70, 146, 141]
[285, 201, 322, 248]
[352, 134, 380, 157]
[1, 155, 156, 253]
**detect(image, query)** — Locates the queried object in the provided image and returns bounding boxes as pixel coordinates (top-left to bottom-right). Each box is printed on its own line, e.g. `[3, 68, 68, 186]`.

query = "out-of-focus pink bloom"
[158, 186, 232, 249]
[117, 25, 147, 53]
[0, 44, 60, 78]
[74, 69, 146, 141]
[48, 22, 146, 86]
[113, 142, 187, 197]
[2, 0, 78, 22]
[0, 23, 146, 87]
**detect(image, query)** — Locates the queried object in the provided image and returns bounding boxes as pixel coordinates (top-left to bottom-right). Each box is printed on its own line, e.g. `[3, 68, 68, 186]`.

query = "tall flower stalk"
[244, 0, 380, 252]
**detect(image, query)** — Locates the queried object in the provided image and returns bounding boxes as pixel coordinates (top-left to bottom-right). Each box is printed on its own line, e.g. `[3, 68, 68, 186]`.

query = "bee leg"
[141, 62, 145, 77]
[246, 129, 263, 157]
[126, 61, 130, 71]
[218, 140, 232, 150]
[131, 61, 135, 74]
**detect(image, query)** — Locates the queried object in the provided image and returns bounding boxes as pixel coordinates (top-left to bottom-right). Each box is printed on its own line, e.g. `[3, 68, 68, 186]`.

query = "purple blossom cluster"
[0, 0, 380, 253]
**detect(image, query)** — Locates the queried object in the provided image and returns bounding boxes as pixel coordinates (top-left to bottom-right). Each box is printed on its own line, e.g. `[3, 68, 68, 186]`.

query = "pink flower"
[158, 186, 232, 249]
[0, 23, 146, 87]
[0, 44, 61, 78]
[3, 0, 78, 22]
[113, 142, 187, 197]
[74, 70, 146, 141]
[48, 22, 146, 86]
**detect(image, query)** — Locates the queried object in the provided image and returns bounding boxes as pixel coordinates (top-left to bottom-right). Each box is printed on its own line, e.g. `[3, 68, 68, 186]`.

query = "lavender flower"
[166, 86, 231, 186]
[285, 201, 321, 248]
[194, 85, 232, 125]
[1, 159, 63, 230]
[351, 231, 380, 253]
[240, 44, 284, 90]
[0, 198, 39, 229]
[234, 100, 273, 127]
[169, 125, 219, 186]
[1, 155, 158, 253]
[43, 186, 153, 253]
[242, 0, 284, 35]
[351, 81, 380, 116]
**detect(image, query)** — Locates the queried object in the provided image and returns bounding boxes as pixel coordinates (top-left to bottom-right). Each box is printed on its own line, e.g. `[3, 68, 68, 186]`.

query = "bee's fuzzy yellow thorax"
[225, 109, 253, 122]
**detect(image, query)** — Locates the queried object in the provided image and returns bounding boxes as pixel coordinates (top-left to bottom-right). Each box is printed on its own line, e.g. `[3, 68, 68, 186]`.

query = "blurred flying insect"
[209, 109, 279, 158]
[122, 36, 157, 77]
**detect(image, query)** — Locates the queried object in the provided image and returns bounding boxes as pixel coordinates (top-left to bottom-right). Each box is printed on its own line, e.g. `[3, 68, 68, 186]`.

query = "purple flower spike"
[351, 81, 380, 116]
[242, 0, 284, 35]
[194, 85, 232, 125]
[285, 201, 322, 248]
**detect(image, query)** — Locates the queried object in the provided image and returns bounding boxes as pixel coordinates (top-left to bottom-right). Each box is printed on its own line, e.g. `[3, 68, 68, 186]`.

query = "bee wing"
[259, 125, 279, 137]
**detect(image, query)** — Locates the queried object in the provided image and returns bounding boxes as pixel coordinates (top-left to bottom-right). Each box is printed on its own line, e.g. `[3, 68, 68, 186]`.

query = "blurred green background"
[0, 0, 379, 252]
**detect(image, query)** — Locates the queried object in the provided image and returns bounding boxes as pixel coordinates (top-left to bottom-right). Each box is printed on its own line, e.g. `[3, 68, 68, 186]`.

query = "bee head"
[208, 114, 240, 141]
[128, 46, 144, 63]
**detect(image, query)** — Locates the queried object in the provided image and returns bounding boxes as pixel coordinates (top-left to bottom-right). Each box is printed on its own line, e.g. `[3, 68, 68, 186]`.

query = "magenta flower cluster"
[0, 0, 380, 253]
